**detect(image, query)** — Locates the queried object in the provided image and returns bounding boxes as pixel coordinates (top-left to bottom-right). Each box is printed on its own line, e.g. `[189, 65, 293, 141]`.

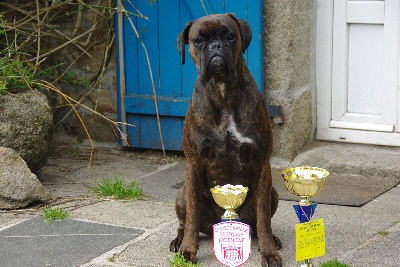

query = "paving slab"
[135, 161, 185, 202]
[343, 222, 400, 266]
[72, 200, 176, 230]
[0, 216, 143, 267]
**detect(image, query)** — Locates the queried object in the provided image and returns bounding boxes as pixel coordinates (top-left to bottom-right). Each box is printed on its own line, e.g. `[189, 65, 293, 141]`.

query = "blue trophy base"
[293, 203, 317, 223]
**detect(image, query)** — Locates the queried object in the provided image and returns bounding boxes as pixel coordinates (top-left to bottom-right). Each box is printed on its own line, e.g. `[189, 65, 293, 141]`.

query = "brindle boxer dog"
[169, 13, 282, 267]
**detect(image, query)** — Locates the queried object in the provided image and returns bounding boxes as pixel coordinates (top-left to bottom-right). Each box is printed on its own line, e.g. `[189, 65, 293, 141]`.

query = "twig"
[120, 3, 166, 157]
[34, 81, 135, 137]
[53, 29, 92, 57]
[0, 2, 31, 16]
[200, 0, 209, 15]
[77, 0, 108, 19]
[35, 0, 41, 70]
[1, 2, 69, 30]
[37, 81, 95, 169]
[72, 2, 83, 37]
[125, 0, 149, 21]
[29, 26, 96, 62]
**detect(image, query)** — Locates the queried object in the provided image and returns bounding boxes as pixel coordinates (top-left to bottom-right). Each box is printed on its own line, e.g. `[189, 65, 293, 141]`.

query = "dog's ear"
[177, 20, 194, 65]
[226, 13, 252, 53]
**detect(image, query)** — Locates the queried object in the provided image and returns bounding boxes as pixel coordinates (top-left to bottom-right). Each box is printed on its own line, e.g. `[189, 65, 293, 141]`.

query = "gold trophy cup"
[282, 166, 330, 267]
[210, 184, 248, 221]
[282, 166, 329, 207]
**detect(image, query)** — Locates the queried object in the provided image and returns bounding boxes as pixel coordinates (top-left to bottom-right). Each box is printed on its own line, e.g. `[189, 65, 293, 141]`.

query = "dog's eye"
[227, 33, 235, 40]
[194, 37, 204, 44]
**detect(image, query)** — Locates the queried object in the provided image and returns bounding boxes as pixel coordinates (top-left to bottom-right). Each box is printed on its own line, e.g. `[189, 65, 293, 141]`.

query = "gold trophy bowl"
[210, 184, 248, 221]
[282, 166, 329, 205]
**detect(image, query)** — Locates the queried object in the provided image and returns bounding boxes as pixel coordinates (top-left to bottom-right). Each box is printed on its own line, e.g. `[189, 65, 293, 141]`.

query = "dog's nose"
[208, 41, 226, 51]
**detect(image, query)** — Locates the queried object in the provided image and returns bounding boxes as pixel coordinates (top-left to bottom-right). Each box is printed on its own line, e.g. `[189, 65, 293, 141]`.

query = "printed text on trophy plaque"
[295, 218, 326, 261]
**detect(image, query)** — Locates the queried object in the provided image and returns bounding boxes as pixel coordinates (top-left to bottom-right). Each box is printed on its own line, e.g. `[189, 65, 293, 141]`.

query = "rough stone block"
[0, 147, 50, 209]
[0, 90, 53, 172]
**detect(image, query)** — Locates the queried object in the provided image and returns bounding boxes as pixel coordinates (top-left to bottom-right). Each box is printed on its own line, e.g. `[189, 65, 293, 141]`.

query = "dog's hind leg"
[170, 186, 186, 252]
[199, 196, 222, 235]
[271, 186, 282, 249]
[271, 186, 279, 217]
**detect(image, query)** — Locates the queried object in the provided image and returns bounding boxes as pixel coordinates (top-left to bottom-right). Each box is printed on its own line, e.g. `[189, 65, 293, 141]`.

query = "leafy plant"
[168, 252, 201, 267]
[0, 57, 35, 93]
[319, 259, 351, 267]
[62, 71, 91, 89]
[42, 207, 71, 223]
[91, 175, 144, 200]
[0, 15, 36, 94]
[378, 230, 388, 236]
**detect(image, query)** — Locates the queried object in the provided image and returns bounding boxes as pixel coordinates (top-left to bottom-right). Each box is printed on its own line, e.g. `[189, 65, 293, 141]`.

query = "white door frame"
[316, 0, 400, 146]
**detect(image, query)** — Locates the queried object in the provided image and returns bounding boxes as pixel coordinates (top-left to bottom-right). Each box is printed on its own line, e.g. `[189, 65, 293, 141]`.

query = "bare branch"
[29, 26, 96, 62]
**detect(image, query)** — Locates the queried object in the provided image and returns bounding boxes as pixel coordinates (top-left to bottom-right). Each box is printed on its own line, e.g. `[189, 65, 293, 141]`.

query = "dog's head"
[177, 13, 252, 82]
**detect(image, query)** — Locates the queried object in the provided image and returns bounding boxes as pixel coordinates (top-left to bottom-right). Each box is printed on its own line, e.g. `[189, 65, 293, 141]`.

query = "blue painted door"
[115, 0, 263, 150]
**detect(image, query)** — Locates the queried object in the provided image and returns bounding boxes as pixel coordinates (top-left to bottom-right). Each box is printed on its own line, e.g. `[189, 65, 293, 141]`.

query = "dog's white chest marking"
[227, 116, 254, 144]
[218, 83, 226, 98]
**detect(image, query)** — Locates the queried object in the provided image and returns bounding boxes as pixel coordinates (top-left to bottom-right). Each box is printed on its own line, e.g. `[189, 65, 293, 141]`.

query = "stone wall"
[54, 53, 119, 144]
[264, 0, 316, 161]
[50, 1, 119, 144]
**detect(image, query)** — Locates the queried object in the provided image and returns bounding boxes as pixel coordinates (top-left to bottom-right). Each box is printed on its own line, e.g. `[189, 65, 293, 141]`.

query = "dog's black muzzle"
[201, 40, 234, 80]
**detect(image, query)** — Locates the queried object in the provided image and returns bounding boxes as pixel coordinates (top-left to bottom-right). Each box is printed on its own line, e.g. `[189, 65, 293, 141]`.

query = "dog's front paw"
[180, 249, 198, 264]
[169, 236, 182, 253]
[273, 235, 282, 250]
[178, 241, 198, 263]
[260, 250, 282, 267]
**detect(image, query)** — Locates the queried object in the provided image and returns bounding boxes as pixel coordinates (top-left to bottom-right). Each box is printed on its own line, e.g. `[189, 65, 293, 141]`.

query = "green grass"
[168, 252, 201, 267]
[378, 230, 389, 236]
[91, 175, 145, 200]
[42, 207, 71, 223]
[319, 259, 351, 267]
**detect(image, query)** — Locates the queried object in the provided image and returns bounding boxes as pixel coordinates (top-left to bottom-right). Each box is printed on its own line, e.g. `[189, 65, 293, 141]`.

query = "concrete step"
[283, 141, 400, 181]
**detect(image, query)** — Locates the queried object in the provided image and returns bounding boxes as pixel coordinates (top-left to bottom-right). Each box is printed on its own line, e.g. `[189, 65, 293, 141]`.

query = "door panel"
[347, 24, 383, 115]
[317, 0, 400, 145]
[331, 0, 395, 132]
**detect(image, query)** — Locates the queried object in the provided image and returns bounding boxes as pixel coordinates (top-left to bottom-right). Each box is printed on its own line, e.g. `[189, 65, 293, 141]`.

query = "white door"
[316, 0, 400, 146]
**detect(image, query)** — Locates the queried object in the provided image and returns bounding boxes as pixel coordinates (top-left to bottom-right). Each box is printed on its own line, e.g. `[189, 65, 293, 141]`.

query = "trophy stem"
[299, 196, 311, 206]
[221, 209, 240, 222]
